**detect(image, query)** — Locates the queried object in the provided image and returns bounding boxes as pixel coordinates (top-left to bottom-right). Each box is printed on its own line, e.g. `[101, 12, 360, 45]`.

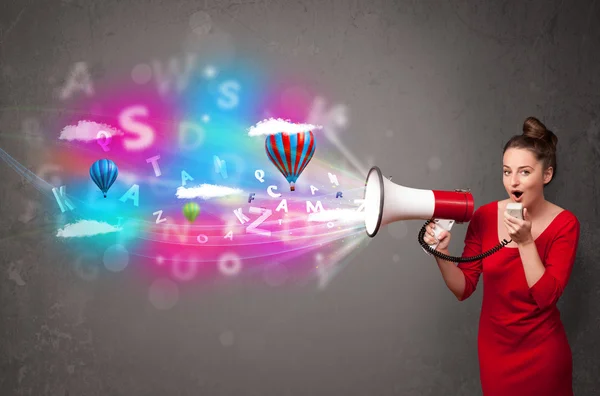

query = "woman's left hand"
[503, 208, 534, 246]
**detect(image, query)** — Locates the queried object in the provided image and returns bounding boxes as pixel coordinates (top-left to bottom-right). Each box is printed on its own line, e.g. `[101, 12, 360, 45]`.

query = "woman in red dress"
[423, 116, 580, 396]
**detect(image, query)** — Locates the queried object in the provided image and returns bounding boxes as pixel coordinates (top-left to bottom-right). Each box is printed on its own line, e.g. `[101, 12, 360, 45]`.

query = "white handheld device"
[506, 202, 523, 220]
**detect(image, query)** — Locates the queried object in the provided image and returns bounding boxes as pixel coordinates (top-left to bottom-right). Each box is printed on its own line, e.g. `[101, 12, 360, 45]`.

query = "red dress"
[457, 201, 580, 396]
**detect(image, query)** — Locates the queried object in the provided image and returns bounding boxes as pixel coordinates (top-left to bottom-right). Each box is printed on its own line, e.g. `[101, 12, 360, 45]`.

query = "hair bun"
[522, 116, 558, 150]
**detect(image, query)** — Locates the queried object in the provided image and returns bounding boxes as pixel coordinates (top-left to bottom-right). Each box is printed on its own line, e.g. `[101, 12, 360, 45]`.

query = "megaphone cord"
[418, 220, 512, 263]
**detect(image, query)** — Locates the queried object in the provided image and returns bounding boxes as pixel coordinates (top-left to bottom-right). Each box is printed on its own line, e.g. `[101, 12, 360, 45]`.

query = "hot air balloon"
[182, 202, 200, 223]
[90, 159, 119, 198]
[265, 131, 315, 191]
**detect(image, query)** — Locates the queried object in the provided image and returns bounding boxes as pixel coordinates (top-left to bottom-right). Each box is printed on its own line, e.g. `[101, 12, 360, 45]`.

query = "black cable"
[418, 220, 512, 263]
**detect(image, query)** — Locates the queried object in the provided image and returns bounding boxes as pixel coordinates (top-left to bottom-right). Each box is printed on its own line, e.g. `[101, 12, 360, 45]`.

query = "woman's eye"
[521, 171, 530, 175]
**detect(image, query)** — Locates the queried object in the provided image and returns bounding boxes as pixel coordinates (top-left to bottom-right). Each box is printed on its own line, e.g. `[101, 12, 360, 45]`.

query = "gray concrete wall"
[1, 0, 599, 395]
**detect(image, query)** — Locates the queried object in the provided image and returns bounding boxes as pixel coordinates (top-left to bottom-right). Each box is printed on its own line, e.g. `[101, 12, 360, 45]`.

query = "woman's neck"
[523, 197, 548, 220]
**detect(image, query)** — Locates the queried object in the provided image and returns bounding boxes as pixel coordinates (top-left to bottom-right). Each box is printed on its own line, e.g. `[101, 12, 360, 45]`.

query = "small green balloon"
[183, 202, 200, 223]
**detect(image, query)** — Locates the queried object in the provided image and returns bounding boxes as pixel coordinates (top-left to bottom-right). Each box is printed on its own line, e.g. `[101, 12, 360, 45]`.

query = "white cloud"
[59, 120, 123, 142]
[56, 220, 122, 238]
[118, 170, 138, 184]
[307, 209, 365, 223]
[176, 184, 244, 200]
[247, 117, 322, 137]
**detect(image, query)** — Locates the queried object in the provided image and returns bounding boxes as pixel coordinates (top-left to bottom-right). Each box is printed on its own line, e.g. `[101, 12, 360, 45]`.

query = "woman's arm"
[527, 217, 580, 310]
[434, 249, 467, 300]
[518, 241, 545, 287]
[427, 209, 483, 301]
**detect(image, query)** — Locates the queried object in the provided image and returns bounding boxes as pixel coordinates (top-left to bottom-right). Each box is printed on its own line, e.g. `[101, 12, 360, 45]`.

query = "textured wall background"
[1, 0, 599, 395]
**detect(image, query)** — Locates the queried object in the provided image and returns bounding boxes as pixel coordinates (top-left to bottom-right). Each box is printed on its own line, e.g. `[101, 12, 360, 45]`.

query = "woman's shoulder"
[466, 200, 499, 227]
[472, 200, 500, 218]
[552, 204, 579, 227]
[544, 205, 580, 246]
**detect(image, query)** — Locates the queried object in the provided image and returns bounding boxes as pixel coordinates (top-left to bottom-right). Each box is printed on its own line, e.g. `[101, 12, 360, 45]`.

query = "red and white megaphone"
[363, 166, 474, 251]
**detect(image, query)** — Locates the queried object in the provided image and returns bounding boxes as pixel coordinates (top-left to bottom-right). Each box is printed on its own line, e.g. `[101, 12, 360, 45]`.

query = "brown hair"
[503, 117, 558, 186]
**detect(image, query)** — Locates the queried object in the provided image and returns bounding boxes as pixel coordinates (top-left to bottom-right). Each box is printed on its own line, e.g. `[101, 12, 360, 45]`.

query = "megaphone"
[363, 166, 474, 252]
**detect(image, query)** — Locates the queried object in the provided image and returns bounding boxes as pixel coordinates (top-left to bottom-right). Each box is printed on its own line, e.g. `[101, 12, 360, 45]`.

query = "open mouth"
[512, 191, 523, 200]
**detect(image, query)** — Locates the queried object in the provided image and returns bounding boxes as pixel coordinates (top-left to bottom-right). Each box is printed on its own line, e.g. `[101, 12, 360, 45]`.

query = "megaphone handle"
[422, 219, 455, 256]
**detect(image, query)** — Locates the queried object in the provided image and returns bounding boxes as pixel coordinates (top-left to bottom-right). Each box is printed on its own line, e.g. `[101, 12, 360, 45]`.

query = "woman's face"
[502, 148, 552, 205]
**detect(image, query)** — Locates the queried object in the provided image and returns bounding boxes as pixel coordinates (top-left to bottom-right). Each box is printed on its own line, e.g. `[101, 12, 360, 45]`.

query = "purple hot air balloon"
[265, 131, 315, 191]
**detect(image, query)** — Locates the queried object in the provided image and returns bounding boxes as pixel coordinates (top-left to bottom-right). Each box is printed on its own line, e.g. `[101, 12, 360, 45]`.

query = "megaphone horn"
[363, 166, 474, 245]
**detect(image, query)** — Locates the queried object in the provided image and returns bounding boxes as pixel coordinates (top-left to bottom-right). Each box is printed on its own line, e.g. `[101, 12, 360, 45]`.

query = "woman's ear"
[543, 167, 553, 184]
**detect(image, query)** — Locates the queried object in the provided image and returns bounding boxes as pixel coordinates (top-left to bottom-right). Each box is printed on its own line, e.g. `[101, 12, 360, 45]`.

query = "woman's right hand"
[423, 221, 452, 251]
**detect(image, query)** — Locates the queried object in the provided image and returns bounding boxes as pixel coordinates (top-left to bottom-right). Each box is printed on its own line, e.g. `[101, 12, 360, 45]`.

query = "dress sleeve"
[529, 216, 580, 310]
[457, 208, 484, 301]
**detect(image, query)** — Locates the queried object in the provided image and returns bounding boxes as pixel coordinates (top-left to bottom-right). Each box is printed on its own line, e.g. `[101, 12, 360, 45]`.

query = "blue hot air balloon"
[90, 159, 119, 198]
[265, 131, 315, 191]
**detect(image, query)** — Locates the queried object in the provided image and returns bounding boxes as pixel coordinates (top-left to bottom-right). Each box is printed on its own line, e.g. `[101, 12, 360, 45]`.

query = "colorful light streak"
[0, 58, 372, 286]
